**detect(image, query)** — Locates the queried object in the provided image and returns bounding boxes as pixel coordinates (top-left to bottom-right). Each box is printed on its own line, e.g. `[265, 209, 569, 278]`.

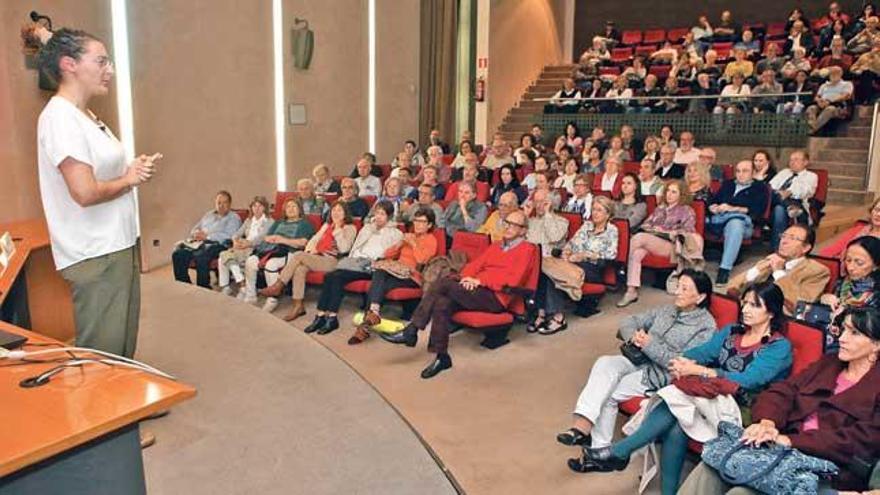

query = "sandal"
[527, 314, 546, 333]
[556, 428, 591, 446]
[347, 325, 372, 345]
[539, 317, 567, 335]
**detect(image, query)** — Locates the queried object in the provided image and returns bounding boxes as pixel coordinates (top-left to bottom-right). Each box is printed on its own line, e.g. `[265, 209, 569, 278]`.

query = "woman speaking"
[35, 28, 161, 359]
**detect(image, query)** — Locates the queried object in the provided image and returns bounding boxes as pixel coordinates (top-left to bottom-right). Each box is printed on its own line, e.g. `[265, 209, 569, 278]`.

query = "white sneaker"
[221, 286, 233, 296]
[243, 295, 258, 305]
[262, 298, 279, 313]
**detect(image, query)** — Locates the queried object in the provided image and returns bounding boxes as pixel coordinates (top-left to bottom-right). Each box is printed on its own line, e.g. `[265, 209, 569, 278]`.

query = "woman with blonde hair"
[684, 161, 712, 203]
[312, 163, 341, 195]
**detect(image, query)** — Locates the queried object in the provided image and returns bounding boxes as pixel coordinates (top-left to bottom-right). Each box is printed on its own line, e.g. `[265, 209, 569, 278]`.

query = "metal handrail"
[867, 101, 879, 194]
[533, 91, 813, 102]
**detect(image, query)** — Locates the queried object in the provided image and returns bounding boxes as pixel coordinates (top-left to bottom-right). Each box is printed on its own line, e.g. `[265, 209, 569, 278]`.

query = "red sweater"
[460, 240, 536, 307]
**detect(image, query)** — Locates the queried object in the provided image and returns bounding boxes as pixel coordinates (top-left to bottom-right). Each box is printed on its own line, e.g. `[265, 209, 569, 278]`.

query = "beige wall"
[0, 1, 117, 223]
[486, 0, 565, 136]
[130, 0, 276, 270]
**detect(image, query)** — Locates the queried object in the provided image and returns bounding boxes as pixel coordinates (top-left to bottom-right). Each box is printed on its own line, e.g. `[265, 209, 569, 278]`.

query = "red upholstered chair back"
[352, 218, 364, 231]
[560, 212, 584, 241]
[362, 195, 378, 207]
[319, 193, 339, 204]
[666, 28, 689, 43]
[507, 243, 542, 315]
[234, 209, 249, 222]
[710, 293, 740, 329]
[451, 232, 491, 262]
[621, 30, 642, 46]
[442, 154, 454, 166]
[273, 191, 298, 219]
[692, 200, 706, 236]
[623, 161, 640, 175]
[721, 164, 734, 180]
[642, 29, 666, 45]
[645, 195, 658, 215]
[809, 255, 841, 293]
[377, 164, 392, 181]
[813, 169, 829, 205]
[782, 319, 825, 376]
[433, 227, 448, 256]
[305, 214, 322, 232]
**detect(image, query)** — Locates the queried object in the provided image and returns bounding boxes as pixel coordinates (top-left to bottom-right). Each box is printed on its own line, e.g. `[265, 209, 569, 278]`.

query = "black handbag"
[793, 301, 833, 328]
[620, 341, 650, 366]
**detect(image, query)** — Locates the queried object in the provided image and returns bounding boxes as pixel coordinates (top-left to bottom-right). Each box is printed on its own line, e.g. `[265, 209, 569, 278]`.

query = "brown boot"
[282, 299, 306, 321]
[258, 280, 285, 298]
[347, 325, 372, 345]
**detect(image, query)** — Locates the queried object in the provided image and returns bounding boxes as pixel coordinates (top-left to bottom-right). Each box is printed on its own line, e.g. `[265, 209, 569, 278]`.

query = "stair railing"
[867, 102, 880, 195]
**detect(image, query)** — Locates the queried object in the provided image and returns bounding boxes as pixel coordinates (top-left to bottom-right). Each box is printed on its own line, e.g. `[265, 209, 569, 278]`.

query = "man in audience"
[712, 10, 740, 42]
[805, 66, 853, 134]
[619, 125, 642, 161]
[728, 224, 830, 314]
[338, 177, 370, 219]
[410, 165, 446, 201]
[484, 137, 515, 170]
[347, 152, 381, 178]
[354, 158, 382, 197]
[423, 145, 453, 183]
[851, 44, 880, 104]
[733, 29, 760, 58]
[402, 183, 445, 229]
[381, 209, 536, 379]
[479, 191, 520, 242]
[699, 147, 724, 181]
[847, 16, 879, 55]
[525, 189, 569, 257]
[427, 128, 450, 154]
[756, 42, 786, 75]
[815, 36, 853, 74]
[655, 144, 685, 180]
[443, 181, 488, 240]
[395, 167, 415, 197]
[638, 158, 663, 196]
[692, 15, 714, 51]
[673, 132, 701, 166]
[784, 20, 815, 56]
[451, 151, 491, 183]
[446, 161, 490, 202]
[171, 191, 242, 288]
[630, 74, 663, 114]
[531, 123, 552, 151]
[819, 1, 851, 27]
[751, 69, 784, 113]
[768, 150, 818, 250]
[688, 73, 719, 113]
[296, 178, 323, 216]
[562, 174, 594, 219]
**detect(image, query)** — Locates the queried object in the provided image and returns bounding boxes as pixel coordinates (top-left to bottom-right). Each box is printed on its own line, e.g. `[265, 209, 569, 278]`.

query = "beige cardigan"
[304, 223, 357, 255]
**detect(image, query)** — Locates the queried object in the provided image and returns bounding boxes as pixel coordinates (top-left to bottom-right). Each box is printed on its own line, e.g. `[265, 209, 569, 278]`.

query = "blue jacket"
[683, 324, 792, 392]
[710, 180, 769, 223]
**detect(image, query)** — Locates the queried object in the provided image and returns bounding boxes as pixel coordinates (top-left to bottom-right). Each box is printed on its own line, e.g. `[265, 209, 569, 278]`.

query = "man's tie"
[779, 172, 799, 192]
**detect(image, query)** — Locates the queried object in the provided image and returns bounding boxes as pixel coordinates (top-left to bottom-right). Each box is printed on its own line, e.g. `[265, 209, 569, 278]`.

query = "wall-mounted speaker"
[292, 18, 313, 70]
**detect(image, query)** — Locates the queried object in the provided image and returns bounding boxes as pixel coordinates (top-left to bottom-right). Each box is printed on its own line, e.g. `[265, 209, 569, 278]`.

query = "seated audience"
[556, 269, 715, 451]
[312, 163, 341, 195]
[756, 42, 786, 75]
[733, 29, 761, 57]
[446, 163, 490, 202]
[450, 140, 474, 169]
[679, 306, 880, 494]
[712, 10, 740, 42]
[642, 136, 661, 163]
[708, 160, 770, 286]
[751, 69, 784, 113]
[443, 181, 489, 240]
[354, 158, 382, 197]
[490, 164, 527, 206]
[525, 189, 569, 257]
[600, 77, 632, 114]
[562, 174, 595, 220]
[659, 76, 684, 114]
[659, 125, 677, 148]
[571, 283, 791, 495]
[580, 145, 605, 175]
[402, 183, 445, 229]
[513, 133, 542, 162]
[820, 236, 880, 353]
[394, 167, 415, 197]
[714, 74, 751, 114]
[594, 157, 622, 198]
[656, 145, 685, 180]
[602, 136, 627, 163]
[728, 224, 830, 313]
[649, 41, 679, 65]
[554, 158, 580, 194]
[847, 16, 880, 54]
[781, 47, 812, 80]
[372, 177, 405, 220]
[673, 132, 701, 167]
[691, 15, 714, 50]
[409, 165, 445, 201]
[423, 145, 453, 183]
[218, 196, 272, 300]
[483, 137, 515, 170]
[784, 20, 815, 56]
[618, 180, 696, 307]
[296, 178, 324, 216]
[545, 78, 582, 114]
[574, 37, 610, 81]
[581, 78, 606, 113]
[259, 201, 357, 321]
[619, 125, 642, 161]
[622, 56, 648, 84]
[172, 190, 242, 288]
[380, 209, 537, 379]
[684, 161, 712, 203]
[752, 149, 777, 182]
[598, 20, 621, 49]
[638, 158, 662, 197]
[564, 122, 585, 156]
[523, 155, 552, 191]
[614, 173, 648, 230]
[530, 123, 553, 151]
[349, 207, 439, 345]
[700, 49, 723, 81]
[820, 197, 880, 259]
[815, 36, 853, 74]
[806, 66, 853, 134]
[347, 152, 381, 178]
[689, 73, 721, 114]
[768, 150, 817, 249]
[721, 48, 755, 82]
[392, 140, 425, 169]
[337, 177, 370, 220]
[245, 198, 316, 312]
[303, 201, 403, 335]
[389, 152, 414, 181]
[534, 196, 618, 330]
[426, 128, 450, 155]
[699, 147, 723, 182]
[479, 191, 520, 242]
[851, 45, 880, 105]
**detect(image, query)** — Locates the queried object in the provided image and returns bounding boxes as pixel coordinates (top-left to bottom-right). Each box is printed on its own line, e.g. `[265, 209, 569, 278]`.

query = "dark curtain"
[419, 0, 458, 150]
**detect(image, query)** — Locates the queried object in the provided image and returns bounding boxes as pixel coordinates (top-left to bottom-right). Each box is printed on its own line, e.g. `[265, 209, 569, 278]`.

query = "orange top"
[384, 232, 438, 270]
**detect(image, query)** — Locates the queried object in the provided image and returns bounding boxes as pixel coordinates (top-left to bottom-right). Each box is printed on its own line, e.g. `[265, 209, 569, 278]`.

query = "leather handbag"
[673, 375, 740, 399]
[620, 341, 650, 366]
[793, 301, 833, 328]
[702, 421, 838, 495]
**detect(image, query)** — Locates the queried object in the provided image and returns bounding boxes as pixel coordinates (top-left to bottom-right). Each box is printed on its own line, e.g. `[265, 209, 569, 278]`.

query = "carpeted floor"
[140, 250, 763, 495]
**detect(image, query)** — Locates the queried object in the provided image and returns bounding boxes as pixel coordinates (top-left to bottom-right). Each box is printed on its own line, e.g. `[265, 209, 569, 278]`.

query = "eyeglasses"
[503, 219, 527, 229]
[341, 185, 356, 190]
[92, 56, 113, 68]
[574, 182, 590, 187]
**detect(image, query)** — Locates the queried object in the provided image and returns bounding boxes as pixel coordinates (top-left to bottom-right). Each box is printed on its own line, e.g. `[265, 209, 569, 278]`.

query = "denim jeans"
[707, 213, 753, 270]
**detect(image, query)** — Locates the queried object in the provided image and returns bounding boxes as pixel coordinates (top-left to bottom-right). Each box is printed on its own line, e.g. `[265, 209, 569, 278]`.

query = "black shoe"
[303, 315, 326, 334]
[380, 324, 418, 347]
[556, 428, 591, 446]
[580, 446, 630, 472]
[420, 354, 452, 379]
[716, 268, 730, 286]
[316, 316, 339, 335]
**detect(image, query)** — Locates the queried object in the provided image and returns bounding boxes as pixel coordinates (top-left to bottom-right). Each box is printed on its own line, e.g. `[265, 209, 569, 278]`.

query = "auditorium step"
[808, 104, 875, 208]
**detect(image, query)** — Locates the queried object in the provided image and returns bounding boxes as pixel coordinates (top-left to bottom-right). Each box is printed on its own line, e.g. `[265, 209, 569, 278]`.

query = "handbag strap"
[718, 443, 793, 486]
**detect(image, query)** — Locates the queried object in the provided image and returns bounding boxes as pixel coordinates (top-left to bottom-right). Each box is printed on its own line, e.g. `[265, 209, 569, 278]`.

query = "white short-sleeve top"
[37, 96, 138, 270]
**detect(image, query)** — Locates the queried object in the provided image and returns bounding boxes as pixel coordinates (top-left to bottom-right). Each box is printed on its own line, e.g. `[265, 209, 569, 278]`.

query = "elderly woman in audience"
[638, 158, 662, 197]
[685, 160, 712, 203]
[529, 171, 562, 210]
[679, 306, 880, 494]
[259, 201, 356, 321]
[478, 191, 520, 242]
[218, 196, 272, 299]
[752, 149, 776, 182]
[349, 207, 439, 345]
[410, 165, 446, 201]
[714, 74, 751, 114]
[312, 163, 341, 195]
[594, 156, 622, 198]
[490, 164, 527, 206]
[391, 140, 425, 169]
[614, 173, 648, 230]
[389, 152, 413, 180]
[451, 140, 475, 169]
[572, 283, 792, 495]
[296, 178, 324, 216]
[574, 37, 610, 80]
[709, 160, 770, 287]
[562, 174, 595, 219]
[821, 197, 880, 259]
[245, 198, 316, 312]
[821, 236, 880, 353]
[618, 180, 696, 307]
[533, 196, 618, 331]
[304, 201, 403, 335]
[556, 269, 715, 450]
[371, 177, 404, 221]
[642, 136, 661, 163]
[554, 158, 580, 194]
[337, 177, 370, 219]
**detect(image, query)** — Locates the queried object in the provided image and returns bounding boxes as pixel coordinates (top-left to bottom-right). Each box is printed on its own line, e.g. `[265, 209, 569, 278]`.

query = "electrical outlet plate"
[288, 104, 306, 125]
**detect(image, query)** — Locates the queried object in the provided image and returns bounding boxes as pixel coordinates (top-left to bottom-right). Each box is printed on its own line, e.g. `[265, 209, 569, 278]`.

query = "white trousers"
[573, 354, 650, 448]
